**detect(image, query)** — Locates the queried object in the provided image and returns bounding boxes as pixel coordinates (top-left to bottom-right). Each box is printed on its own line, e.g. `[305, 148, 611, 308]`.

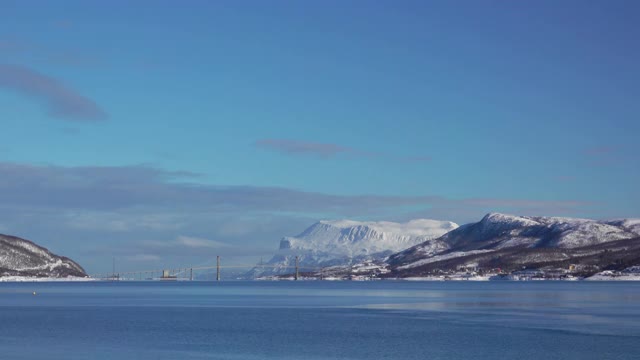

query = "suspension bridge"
[90, 256, 328, 281]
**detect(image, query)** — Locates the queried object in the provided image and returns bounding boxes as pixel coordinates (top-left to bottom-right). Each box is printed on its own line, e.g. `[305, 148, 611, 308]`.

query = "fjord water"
[1, 281, 639, 359]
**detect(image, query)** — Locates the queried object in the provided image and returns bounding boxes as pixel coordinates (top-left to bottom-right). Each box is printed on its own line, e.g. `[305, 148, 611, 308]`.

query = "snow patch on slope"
[398, 250, 493, 270]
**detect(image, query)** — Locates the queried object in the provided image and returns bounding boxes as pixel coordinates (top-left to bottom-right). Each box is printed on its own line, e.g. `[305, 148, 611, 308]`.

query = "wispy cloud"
[401, 155, 432, 163]
[0, 37, 104, 67]
[0, 40, 25, 55]
[140, 236, 230, 250]
[404, 198, 595, 223]
[132, 236, 262, 258]
[585, 146, 614, 156]
[64, 211, 186, 232]
[0, 64, 107, 121]
[0, 161, 594, 221]
[553, 175, 576, 182]
[0, 161, 437, 214]
[255, 138, 431, 162]
[53, 20, 73, 29]
[176, 236, 230, 249]
[583, 146, 624, 167]
[460, 198, 591, 212]
[125, 254, 160, 262]
[255, 139, 369, 158]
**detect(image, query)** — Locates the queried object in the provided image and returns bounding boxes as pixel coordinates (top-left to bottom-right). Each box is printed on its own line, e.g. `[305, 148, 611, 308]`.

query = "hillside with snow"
[0, 234, 87, 278]
[246, 219, 458, 278]
[388, 213, 640, 276]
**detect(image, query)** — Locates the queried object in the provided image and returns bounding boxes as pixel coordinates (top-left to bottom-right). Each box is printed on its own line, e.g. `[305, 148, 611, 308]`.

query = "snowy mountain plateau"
[0, 234, 87, 278]
[246, 219, 459, 278]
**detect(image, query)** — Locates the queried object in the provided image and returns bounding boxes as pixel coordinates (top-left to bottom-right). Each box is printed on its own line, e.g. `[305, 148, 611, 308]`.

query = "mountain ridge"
[0, 233, 87, 278]
[387, 212, 640, 275]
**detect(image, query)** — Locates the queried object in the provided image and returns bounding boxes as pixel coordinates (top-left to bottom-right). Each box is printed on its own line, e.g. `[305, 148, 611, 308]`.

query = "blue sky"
[1, 1, 639, 273]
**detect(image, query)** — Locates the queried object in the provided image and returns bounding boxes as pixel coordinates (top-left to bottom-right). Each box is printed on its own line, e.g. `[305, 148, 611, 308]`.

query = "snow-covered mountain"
[246, 219, 458, 278]
[389, 213, 640, 273]
[0, 234, 87, 278]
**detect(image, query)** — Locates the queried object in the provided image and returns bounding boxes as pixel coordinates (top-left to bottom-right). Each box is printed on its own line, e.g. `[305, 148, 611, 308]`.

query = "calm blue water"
[1, 281, 639, 359]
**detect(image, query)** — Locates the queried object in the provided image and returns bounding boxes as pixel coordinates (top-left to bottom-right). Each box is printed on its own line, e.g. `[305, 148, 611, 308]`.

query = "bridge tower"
[216, 256, 221, 281]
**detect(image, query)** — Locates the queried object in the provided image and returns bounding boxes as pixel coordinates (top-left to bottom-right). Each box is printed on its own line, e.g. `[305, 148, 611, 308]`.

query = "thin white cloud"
[125, 254, 160, 262]
[177, 236, 230, 249]
[64, 211, 186, 232]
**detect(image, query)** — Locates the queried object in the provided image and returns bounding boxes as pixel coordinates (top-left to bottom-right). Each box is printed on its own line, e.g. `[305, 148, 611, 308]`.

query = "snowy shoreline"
[3, 272, 640, 282]
[0, 276, 95, 282]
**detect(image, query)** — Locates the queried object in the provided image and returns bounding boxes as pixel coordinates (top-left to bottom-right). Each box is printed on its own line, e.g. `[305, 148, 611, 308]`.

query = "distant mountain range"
[248, 213, 640, 279]
[246, 219, 458, 278]
[0, 234, 87, 278]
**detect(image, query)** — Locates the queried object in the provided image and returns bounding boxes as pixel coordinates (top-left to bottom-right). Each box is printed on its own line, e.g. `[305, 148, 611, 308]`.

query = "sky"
[1, 0, 639, 274]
